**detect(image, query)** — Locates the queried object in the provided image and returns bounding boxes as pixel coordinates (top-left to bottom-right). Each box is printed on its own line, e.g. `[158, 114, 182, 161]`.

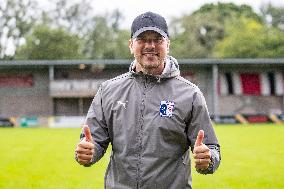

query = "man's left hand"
[193, 130, 211, 170]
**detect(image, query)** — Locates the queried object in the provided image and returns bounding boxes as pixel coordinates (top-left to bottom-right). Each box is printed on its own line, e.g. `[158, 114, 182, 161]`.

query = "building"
[1, 59, 284, 122]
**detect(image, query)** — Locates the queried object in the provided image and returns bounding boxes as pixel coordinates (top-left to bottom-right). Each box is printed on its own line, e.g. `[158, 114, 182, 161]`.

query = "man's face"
[129, 31, 170, 73]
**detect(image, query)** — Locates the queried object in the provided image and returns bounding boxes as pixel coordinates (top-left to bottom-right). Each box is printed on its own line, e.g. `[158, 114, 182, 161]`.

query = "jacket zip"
[136, 76, 148, 189]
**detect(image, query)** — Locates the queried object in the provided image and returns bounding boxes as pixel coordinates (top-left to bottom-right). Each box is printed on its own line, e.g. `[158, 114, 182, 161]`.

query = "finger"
[195, 161, 210, 170]
[77, 141, 94, 150]
[77, 158, 93, 165]
[195, 158, 211, 165]
[193, 152, 211, 160]
[83, 125, 92, 142]
[77, 153, 93, 161]
[195, 157, 211, 170]
[193, 144, 210, 154]
[194, 130, 204, 147]
[76, 146, 94, 155]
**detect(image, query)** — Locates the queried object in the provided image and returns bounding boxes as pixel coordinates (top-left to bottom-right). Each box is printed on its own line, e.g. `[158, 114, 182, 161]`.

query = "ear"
[128, 39, 134, 54]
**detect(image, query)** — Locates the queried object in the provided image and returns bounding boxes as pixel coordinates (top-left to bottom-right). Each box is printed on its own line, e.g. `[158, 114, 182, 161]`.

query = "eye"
[135, 37, 145, 43]
[135, 36, 165, 44]
[155, 37, 164, 44]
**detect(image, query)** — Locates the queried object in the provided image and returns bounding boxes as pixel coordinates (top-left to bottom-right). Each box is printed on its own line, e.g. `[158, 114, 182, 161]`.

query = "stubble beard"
[136, 54, 165, 75]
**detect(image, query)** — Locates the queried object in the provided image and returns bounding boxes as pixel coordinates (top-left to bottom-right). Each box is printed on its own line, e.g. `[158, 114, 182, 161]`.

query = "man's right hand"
[75, 125, 95, 165]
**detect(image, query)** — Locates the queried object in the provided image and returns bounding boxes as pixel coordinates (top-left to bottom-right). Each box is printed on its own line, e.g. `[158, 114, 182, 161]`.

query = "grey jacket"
[81, 56, 221, 189]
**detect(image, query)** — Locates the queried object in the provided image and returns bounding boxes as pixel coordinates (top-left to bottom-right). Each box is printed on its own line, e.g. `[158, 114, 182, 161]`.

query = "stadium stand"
[1, 58, 284, 126]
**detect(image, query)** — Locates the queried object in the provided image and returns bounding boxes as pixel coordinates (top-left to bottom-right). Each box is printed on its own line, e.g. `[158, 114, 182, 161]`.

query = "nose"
[144, 39, 156, 47]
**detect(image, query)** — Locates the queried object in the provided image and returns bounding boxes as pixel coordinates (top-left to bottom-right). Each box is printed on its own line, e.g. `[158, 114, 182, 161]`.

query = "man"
[75, 11, 221, 189]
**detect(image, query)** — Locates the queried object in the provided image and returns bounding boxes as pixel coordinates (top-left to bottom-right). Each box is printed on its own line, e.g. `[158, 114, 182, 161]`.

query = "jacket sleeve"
[186, 89, 221, 174]
[80, 85, 110, 165]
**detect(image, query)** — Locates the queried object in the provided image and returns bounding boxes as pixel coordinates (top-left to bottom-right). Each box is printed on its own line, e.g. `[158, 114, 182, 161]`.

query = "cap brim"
[132, 26, 168, 39]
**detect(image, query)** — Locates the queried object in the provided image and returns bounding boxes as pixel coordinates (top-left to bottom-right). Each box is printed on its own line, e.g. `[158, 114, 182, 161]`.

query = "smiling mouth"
[142, 52, 158, 56]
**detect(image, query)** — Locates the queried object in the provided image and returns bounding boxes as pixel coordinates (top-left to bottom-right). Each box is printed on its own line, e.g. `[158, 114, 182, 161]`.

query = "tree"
[83, 11, 131, 59]
[261, 3, 284, 30]
[42, 0, 93, 36]
[15, 25, 83, 59]
[169, 2, 262, 58]
[40, 2, 131, 59]
[170, 11, 224, 58]
[213, 17, 284, 58]
[197, 2, 261, 22]
[0, 0, 39, 59]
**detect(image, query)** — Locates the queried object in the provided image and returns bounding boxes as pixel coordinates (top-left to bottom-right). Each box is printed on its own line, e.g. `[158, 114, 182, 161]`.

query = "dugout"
[0, 58, 284, 118]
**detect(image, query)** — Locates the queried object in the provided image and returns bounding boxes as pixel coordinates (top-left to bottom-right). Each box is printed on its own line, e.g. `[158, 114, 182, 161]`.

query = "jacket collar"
[129, 56, 180, 79]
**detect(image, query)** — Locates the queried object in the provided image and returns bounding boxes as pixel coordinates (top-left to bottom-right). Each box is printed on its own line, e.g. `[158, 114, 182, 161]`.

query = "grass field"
[0, 124, 284, 189]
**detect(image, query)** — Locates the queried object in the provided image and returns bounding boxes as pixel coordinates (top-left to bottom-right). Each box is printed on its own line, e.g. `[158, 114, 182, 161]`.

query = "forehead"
[137, 30, 163, 38]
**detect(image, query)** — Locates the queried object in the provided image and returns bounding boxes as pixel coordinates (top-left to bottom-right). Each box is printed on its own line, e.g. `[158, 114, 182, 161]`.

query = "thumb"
[194, 130, 204, 147]
[83, 125, 92, 142]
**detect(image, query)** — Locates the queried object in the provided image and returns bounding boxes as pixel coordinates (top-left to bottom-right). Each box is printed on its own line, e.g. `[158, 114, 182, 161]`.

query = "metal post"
[79, 98, 84, 116]
[49, 65, 54, 81]
[49, 65, 54, 116]
[212, 64, 219, 119]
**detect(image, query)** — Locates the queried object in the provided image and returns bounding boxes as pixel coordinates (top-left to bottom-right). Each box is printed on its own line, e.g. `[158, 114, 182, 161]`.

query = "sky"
[3, 0, 284, 56]
[39, 0, 284, 29]
[87, 0, 284, 28]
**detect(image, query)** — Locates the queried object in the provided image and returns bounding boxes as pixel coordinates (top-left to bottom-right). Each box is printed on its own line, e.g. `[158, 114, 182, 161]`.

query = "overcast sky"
[3, 0, 283, 56]
[88, 0, 284, 28]
[39, 0, 284, 29]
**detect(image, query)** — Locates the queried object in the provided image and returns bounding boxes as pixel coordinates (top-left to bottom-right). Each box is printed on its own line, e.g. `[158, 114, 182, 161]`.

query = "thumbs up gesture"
[75, 125, 95, 165]
[193, 130, 212, 170]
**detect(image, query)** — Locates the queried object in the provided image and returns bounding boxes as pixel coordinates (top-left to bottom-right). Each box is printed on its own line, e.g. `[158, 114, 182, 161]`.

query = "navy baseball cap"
[131, 12, 169, 39]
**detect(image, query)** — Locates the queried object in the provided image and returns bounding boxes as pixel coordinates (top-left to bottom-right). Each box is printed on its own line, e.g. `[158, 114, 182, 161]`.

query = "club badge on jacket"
[160, 101, 175, 117]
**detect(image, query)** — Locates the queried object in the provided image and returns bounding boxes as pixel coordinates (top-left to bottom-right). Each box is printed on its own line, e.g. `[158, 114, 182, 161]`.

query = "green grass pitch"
[0, 124, 283, 189]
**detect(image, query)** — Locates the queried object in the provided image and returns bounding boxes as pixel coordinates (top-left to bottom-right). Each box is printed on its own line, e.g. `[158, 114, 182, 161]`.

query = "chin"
[143, 62, 161, 69]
